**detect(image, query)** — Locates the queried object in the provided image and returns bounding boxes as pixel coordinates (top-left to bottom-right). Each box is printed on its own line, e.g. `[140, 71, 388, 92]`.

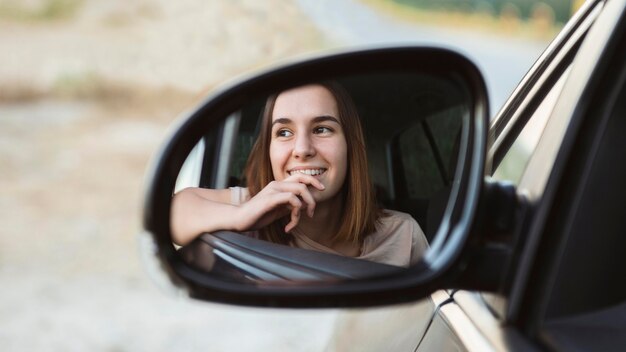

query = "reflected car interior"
[175, 71, 469, 283]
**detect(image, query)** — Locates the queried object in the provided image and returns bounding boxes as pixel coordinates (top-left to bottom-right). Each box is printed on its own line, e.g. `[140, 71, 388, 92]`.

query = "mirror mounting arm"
[453, 179, 527, 293]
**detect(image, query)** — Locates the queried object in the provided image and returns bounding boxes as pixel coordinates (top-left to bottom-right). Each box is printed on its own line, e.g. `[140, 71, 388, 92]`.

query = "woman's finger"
[283, 194, 303, 233]
[284, 173, 326, 191]
[267, 180, 316, 218]
[291, 182, 316, 218]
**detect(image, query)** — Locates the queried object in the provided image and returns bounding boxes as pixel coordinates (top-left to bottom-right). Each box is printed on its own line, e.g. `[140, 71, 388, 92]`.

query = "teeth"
[290, 169, 326, 176]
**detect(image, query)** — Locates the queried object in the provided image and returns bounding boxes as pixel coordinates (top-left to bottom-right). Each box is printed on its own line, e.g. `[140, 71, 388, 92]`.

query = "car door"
[324, 2, 605, 351]
[416, 0, 626, 350]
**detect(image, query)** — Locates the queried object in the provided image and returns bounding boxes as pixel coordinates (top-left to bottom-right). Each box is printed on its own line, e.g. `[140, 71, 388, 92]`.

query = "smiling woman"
[171, 82, 429, 267]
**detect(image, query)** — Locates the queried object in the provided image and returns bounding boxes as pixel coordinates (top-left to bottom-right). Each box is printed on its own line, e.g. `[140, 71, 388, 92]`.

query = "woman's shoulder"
[378, 209, 419, 229]
[373, 209, 428, 247]
[364, 209, 416, 241]
[359, 209, 427, 267]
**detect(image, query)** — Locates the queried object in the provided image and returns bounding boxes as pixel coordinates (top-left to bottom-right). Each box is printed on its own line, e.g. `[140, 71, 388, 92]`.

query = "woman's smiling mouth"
[288, 168, 327, 176]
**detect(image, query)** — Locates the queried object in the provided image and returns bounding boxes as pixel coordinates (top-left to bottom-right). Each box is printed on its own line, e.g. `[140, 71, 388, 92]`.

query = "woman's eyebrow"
[271, 115, 339, 126]
[312, 115, 340, 124]
[271, 117, 292, 126]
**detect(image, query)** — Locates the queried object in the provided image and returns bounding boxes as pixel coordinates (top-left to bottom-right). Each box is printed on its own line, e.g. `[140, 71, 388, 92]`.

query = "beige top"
[229, 187, 428, 268]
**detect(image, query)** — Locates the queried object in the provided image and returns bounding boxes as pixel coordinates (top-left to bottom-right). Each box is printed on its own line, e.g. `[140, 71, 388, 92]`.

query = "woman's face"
[269, 84, 348, 203]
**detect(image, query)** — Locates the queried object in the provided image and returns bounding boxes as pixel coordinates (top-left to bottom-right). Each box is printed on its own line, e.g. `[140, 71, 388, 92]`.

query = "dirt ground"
[0, 0, 562, 350]
[0, 1, 340, 350]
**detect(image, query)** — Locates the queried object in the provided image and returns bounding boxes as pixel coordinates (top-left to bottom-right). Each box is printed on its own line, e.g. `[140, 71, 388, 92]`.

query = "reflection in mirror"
[171, 72, 468, 284]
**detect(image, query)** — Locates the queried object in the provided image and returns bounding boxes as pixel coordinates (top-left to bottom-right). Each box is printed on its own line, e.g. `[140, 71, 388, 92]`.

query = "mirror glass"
[170, 71, 469, 285]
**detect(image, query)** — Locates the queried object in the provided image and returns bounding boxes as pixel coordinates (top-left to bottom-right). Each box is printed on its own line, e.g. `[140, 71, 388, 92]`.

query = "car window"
[492, 66, 570, 185]
[397, 122, 445, 198]
[395, 108, 462, 198]
[392, 107, 464, 239]
[176, 139, 205, 192]
[482, 66, 571, 318]
[175, 110, 257, 192]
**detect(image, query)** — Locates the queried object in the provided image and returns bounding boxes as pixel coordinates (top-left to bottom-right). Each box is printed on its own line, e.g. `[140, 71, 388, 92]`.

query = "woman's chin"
[312, 189, 343, 205]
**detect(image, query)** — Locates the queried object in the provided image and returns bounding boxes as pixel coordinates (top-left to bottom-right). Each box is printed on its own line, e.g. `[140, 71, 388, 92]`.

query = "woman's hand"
[170, 175, 325, 246]
[236, 174, 325, 233]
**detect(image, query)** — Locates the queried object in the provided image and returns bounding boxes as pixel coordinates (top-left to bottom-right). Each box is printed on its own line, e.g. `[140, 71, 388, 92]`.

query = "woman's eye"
[276, 129, 293, 138]
[313, 126, 332, 134]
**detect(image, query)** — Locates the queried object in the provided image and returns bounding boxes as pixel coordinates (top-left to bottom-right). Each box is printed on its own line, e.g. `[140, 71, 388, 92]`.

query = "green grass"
[359, 0, 562, 40]
[0, 0, 82, 22]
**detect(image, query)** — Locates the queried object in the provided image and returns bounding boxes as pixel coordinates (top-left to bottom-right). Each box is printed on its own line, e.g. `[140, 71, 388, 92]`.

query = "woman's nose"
[292, 134, 315, 159]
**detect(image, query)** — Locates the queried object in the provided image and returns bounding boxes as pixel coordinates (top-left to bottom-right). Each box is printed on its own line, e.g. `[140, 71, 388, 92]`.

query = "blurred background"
[0, 0, 577, 350]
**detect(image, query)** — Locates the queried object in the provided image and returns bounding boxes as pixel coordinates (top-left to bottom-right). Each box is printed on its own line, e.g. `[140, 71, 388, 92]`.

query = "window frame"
[505, 0, 626, 341]
[478, 0, 605, 321]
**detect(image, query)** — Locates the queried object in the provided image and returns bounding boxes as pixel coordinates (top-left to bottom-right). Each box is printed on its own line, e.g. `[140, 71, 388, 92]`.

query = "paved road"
[296, 0, 551, 115]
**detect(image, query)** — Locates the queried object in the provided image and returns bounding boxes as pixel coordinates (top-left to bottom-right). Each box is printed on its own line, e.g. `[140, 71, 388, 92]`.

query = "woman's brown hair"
[245, 82, 380, 245]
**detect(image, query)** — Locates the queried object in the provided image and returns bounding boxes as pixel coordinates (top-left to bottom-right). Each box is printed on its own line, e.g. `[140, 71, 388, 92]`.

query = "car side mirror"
[140, 47, 489, 307]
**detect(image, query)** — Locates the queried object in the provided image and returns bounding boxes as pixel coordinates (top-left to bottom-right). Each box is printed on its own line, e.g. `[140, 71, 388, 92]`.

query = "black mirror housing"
[141, 46, 489, 308]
